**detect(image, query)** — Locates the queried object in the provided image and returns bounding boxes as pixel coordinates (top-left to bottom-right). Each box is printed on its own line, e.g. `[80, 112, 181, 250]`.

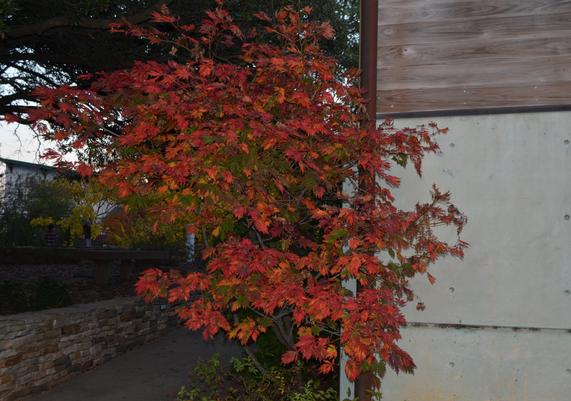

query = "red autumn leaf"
[76, 163, 93, 177]
[320, 22, 335, 39]
[199, 59, 214, 77]
[3, 113, 20, 123]
[233, 206, 246, 219]
[281, 350, 298, 364]
[348, 255, 362, 275]
[254, 11, 271, 22]
[348, 238, 360, 250]
[221, 170, 234, 183]
[204, 167, 217, 179]
[319, 361, 335, 374]
[249, 210, 270, 234]
[151, 11, 176, 24]
[345, 360, 360, 381]
[314, 186, 325, 199]
[427, 273, 436, 285]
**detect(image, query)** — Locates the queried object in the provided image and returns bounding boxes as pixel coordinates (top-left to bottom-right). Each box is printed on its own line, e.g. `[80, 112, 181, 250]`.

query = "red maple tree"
[25, 4, 467, 385]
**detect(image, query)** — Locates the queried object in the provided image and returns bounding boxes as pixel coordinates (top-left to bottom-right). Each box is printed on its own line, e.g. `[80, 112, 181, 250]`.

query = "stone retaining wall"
[0, 297, 173, 401]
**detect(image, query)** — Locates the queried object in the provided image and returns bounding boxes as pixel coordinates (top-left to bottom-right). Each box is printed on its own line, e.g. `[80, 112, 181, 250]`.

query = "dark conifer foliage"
[0, 0, 358, 121]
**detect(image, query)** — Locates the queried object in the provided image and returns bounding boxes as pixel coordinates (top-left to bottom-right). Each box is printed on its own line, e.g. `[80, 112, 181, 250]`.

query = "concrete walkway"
[23, 328, 241, 401]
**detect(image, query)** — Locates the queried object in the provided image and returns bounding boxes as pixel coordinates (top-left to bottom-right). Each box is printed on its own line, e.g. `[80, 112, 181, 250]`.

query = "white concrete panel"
[382, 325, 571, 401]
[391, 112, 571, 329]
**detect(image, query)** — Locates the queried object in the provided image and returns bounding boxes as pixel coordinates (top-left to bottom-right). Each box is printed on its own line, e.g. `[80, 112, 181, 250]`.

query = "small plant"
[175, 354, 338, 401]
[289, 381, 337, 401]
[176, 386, 213, 401]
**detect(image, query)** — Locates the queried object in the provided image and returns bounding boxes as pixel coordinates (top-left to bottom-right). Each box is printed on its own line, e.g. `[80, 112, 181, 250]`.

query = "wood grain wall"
[378, 0, 571, 115]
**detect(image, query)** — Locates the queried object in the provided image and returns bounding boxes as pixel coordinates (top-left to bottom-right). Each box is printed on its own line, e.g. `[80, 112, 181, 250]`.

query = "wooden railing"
[0, 247, 183, 286]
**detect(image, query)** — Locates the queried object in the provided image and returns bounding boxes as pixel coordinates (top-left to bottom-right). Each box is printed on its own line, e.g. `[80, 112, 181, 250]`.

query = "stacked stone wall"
[0, 297, 173, 400]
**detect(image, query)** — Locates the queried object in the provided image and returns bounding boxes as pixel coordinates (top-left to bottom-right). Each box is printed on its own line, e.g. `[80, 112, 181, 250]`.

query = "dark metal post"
[355, 1, 379, 400]
[360, 0, 379, 125]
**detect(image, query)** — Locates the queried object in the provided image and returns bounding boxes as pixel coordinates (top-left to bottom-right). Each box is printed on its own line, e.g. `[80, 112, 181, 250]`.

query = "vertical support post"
[339, 277, 357, 400]
[186, 225, 196, 263]
[120, 259, 133, 283]
[95, 260, 108, 287]
[355, 1, 379, 400]
[360, 0, 379, 125]
[340, 2, 380, 399]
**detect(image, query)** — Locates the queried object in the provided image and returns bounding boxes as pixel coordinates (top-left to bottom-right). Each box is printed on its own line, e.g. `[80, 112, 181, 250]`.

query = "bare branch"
[0, 91, 35, 107]
[254, 229, 266, 248]
[3, 0, 175, 41]
[0, 105, 39, 122]
[6, 62, 61, 87]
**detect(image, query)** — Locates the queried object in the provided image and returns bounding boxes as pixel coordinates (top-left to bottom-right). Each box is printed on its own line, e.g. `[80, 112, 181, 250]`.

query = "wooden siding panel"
[380, 37, 571, 68]
[379, 83, 571, 114]
[379, 13, 571, 47]
[379, 56, 571, 90]
[378, 0, 571, 114]
[381, 0, 571, 24]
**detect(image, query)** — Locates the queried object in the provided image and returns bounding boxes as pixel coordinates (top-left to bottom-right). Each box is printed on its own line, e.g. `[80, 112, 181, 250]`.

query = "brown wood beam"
[360, 0, 379, 126]
[120, 259, 134, 283]
[95, 261, 109, 287]
[356, 1, 378, 400]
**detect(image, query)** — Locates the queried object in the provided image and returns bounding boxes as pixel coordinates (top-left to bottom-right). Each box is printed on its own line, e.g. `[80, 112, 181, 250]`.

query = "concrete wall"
[382, 325, 570, 401]
[379, 112, 571, 400]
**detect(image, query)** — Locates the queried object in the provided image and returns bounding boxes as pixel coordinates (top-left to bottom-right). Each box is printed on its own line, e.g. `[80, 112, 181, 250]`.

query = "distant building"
[0, 157, 58, 196]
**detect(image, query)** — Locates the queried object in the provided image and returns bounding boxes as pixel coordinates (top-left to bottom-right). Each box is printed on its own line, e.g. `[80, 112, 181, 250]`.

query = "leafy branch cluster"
[27, 4, 466, 387]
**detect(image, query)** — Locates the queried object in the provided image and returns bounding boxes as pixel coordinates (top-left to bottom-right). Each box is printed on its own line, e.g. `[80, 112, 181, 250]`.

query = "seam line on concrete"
[407, 321, 571, 333]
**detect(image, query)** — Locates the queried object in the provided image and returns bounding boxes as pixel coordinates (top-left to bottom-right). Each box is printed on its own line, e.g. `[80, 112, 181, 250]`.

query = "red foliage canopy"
[28, 5, 467, 383]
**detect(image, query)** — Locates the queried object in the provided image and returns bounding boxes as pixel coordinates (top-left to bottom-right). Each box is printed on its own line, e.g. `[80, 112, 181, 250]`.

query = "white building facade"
[0, 157, 58, 196]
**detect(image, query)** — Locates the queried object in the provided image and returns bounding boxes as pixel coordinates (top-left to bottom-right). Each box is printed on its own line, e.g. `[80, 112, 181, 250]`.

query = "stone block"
[61, 323, 81, 336]
[0, 374, 15, 385]
[2, 354, 22, 367]
[53, 355, 71, 370]
[96, 309, 118, 320]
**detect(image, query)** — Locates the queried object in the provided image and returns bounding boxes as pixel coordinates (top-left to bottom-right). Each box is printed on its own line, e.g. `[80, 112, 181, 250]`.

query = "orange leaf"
[281, 350, 298, 364]
[348, 238, 361, 250]
[199, 59, 213, 77]
[348, 255, 361, 275]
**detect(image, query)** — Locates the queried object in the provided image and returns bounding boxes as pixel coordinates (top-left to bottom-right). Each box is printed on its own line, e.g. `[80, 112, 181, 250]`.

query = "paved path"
[23, 328, 241, 401]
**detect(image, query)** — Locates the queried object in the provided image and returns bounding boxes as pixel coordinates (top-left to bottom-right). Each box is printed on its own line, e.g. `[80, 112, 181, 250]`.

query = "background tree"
[29, 5, 467, 391]
[102, 192, 187, 249]
[0, 172, 119, 247]
[0, 0, 358, 122]
[30, 178, 115, 244]
[0, 176, 74, 246]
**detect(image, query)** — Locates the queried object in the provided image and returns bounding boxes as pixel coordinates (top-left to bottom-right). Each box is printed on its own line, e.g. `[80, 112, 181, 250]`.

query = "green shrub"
[175, 354, 339, 401]
[0, 177, 74, 247]
[0, 278, 73, 315]
[0, 281, 31, 314]
[31, 278, 73, 310]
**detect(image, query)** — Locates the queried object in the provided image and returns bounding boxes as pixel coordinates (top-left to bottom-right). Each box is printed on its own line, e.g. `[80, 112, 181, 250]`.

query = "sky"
[0, 122, 56, 165]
